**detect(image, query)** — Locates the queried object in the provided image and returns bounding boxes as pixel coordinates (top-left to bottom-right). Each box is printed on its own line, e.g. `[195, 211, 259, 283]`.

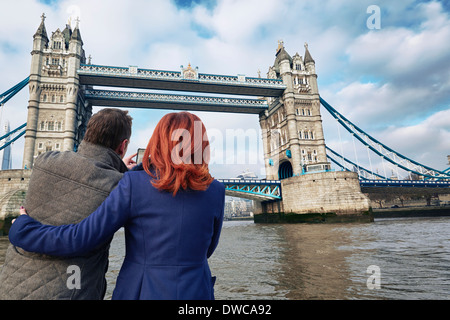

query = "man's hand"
[123, 152, 137, 170]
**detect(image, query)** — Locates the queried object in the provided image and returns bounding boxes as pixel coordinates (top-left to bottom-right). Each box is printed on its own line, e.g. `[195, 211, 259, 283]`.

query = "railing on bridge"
[360, 179, 450, 188]
[218, 179, 282, 201]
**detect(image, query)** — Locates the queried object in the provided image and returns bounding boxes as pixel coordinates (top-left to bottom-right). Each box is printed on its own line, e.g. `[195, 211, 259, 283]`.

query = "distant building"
[224, 197, 254, 219]
[236, 169, 257, 180]
[1, 121, 12, 170]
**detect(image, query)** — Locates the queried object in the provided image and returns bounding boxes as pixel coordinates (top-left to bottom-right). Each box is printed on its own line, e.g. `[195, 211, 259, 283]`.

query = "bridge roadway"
[218, 178, 449, 201]
[360, 179, 450, 195]
[217, 179, 282, 201]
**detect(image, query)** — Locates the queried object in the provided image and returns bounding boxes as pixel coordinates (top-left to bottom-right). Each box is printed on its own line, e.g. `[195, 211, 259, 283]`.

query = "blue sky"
[0, 0, 449, 178]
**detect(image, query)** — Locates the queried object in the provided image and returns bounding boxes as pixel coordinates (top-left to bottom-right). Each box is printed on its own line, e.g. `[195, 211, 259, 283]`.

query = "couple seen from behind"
[0, 109, 225, 300]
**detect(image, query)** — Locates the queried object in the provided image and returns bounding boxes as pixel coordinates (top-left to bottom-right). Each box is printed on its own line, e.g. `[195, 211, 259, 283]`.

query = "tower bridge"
[1, 15, 449, 227]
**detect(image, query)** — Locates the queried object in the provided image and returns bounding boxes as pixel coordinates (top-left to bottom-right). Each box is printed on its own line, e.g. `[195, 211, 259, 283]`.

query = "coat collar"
[77, 141, 128, 174]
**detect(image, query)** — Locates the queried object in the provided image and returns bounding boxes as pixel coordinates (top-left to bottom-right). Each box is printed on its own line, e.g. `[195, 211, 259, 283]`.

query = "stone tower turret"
[22, 15, 91, 169]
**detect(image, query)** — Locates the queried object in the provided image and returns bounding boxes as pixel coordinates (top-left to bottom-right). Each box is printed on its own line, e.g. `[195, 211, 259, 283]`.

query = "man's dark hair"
[83, 108, 133, 150]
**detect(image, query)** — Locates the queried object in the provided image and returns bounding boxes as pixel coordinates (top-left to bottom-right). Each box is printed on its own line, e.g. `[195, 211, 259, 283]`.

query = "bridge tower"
[22, 14, 91, 169]
[260, 41, 330, 180]
[258, 42, 371, 220]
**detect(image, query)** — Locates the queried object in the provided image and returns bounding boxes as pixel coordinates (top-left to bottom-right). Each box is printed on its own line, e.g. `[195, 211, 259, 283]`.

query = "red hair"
[143, 112, 214, 196]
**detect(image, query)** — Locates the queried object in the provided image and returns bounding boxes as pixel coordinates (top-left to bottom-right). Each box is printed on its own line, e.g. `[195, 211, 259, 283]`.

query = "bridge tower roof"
[304, 42, 315, 64]
[70, 25, 83, 44]
[34, 13, 48, 41]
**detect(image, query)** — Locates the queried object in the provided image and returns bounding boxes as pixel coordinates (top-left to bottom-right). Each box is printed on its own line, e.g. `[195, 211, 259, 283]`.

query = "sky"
[0, 0, 449, 179]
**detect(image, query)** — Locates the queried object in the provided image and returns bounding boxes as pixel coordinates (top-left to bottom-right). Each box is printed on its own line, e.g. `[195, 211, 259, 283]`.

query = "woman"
[9, 112, 225, 300]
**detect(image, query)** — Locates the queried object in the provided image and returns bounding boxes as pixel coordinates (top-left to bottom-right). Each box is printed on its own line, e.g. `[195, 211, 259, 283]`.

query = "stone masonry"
[0, 170, 31, 233]
[281, 171, 371, 214]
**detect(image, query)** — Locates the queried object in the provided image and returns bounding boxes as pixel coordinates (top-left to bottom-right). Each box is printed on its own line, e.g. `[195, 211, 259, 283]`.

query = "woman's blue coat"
[9, 167, 225, 300]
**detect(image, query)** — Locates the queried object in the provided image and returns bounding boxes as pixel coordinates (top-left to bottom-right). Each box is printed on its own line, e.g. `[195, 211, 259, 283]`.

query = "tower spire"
[304, 42, 315, 64]
[34, 13, 48, 41]
[70, 17, 83, 44]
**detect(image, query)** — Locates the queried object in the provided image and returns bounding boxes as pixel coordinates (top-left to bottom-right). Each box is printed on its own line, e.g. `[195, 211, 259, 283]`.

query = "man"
[0, 108, 136, 300]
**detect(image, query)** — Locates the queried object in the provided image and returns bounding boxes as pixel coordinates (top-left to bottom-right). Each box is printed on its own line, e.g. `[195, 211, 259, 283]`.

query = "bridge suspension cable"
[0, 122, 26, 142]
[0, 77, 30, 106]
[326, 146, 390, 180]
[320, 97, 450, 180]
[0, 124, 26, 152]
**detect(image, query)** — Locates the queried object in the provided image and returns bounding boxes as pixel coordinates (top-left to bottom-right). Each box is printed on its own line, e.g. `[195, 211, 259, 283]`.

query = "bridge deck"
[360, 179, 450, 188]
[218, 179, 282, 201]
[78, 64, 286, 97]
[84, 89, 269, 114]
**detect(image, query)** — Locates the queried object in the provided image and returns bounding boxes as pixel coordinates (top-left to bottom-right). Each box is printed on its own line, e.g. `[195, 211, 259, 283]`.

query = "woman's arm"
[207, 183, 225, 258]
[9, 173, 133, 257]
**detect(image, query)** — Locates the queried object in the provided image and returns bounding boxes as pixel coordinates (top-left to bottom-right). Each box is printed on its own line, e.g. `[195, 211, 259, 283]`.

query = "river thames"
[1, 216, 449, 300]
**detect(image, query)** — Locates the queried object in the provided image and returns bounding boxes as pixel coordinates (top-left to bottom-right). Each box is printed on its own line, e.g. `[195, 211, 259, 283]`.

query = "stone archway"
[278, 161, 293, 180]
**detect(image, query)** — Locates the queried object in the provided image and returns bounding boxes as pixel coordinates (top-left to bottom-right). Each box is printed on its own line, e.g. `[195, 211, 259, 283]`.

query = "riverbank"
[372, 206, 450, 218]
[253, 206, 450, 224]
[253, 211, 374, 224]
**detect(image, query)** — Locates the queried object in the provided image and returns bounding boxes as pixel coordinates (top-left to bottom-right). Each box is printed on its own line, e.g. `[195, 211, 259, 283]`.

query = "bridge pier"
[255, 171, 373, 223]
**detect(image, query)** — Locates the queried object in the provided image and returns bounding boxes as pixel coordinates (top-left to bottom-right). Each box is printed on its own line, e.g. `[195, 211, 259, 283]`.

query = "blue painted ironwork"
[0, 129, 26, 152]
[326, 146, 390, 180]
[0, 122, 27, 141]
[0, 77, 29, 106]
[79, 64, 285, 87]
[218, 179, 281, 201]
[84, 89, 268, 114]
[360, 179, 450, 188]
[320, 97, 450, 180]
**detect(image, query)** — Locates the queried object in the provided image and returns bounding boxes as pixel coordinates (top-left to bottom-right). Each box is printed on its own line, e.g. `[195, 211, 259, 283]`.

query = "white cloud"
[378, 109, 450, 168]
[346, 1, 450, 84]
